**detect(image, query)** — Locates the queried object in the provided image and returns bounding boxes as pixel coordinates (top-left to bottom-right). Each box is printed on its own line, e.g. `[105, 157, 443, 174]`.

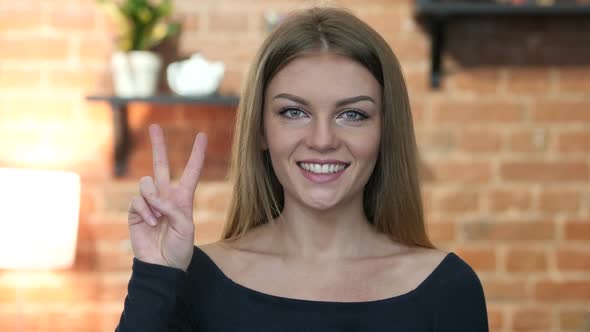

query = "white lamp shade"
[0, 168, 81, 269]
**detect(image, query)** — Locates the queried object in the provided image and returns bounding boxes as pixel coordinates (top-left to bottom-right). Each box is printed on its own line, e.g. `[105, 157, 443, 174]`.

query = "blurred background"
[0, 0, 589, 331]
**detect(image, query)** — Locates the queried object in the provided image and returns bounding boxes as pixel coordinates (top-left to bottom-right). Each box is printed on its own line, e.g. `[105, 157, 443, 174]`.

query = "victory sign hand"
[127, 124, 207, 271]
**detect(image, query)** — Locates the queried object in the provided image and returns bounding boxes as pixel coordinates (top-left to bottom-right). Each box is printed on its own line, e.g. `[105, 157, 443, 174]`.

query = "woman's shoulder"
[192, 239, 263, 278]
[417, 248, 485, 298]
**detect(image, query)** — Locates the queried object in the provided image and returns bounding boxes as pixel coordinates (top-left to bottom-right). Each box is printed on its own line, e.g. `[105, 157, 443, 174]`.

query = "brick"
[404, 68, 430, 97]
[434, 190, 479, 213]
[481, 279, 528, 301]
[14, 308, 102, 331]
[195, 220, 224, 244]
[77, 221, 130, 251]
[535, 280, 590, 302]
[79, 187, 97, 217]
[508, 129, 549, 152]
[74, 246, 134, 272]
[48, 5, 97, 31]
[128, 104, 183, 129]
[450, 68, 500, 94]
[532, 101, 590, 123]
[538, 189, 581, 212]
[432, 100, 524, 124]
[78, 36, 112, 62]
[83, 103, 113, 124]
[0, 37, 70, 61]
[1, 99, 75, 124]
[457, 129, 501, 153]
[426, 160, 493, 183]
[410, 100, 426, 125]
[48, 68, 105, 91]
[167, 135, 232, 181]
[463, 220, 555, 242]
[195, 182, 233, 212]
[559, 310, 590, 331]
[556, 248, 590, 271]
[425, 221, 456, 243]
[180, 104, 237, 131]
[0, 7, 42, 30]
[506, 248, 547, 272]
[564, 220, 590, 241]
[178, 12, 201, 31]
[100, 185, 137, 214]
[357, 8, 404, 37]
[0, 272, 99, 302]
[455, 247, 497, 271]
[209, 10, 249, 33]
[415, 129, 453, 154]
[487, 305, 504, 330]
[386, 35, 429, 63]
[558, 131, 590, 153]
[500, 161, 589, 182]
[559, 67, 590, 93]
[0, 311, 15, 332]
[506, 68, 551, 94]
[488, 188, 532, 212]
[217, 67, 245, 95]
[512, 308, 552, 330]
[0, 69, 42, 89]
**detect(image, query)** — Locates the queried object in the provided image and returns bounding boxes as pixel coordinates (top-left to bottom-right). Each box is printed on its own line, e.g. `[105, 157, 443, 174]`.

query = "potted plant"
[98, 0, 181, 97]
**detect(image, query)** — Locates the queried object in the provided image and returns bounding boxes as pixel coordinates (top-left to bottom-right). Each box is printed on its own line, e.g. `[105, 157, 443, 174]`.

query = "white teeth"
[299, 163, 347, 174]
[312, 164, 321, 173]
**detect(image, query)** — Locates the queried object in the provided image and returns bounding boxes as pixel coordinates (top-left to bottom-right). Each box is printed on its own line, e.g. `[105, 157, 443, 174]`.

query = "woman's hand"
[127, 124, 207, 272]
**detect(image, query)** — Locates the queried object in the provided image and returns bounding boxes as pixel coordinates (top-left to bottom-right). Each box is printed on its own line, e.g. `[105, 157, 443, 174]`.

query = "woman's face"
[262, 52, 382, 211]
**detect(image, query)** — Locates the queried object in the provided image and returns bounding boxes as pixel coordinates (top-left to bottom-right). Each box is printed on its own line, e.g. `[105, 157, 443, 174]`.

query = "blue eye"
[279, 107, 307, 119]
[339, 110, 368, 121]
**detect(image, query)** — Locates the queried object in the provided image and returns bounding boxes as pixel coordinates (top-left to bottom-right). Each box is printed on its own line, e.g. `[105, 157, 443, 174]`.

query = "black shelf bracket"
[430, 18, 445, 88]
[415, 0, 590, 89]
[86, 94, 240, 177]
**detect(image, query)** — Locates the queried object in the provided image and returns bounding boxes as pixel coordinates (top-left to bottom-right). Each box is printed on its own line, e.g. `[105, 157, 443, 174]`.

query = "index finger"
[179, 132, 207, 192]
[149, 124, 170, 188]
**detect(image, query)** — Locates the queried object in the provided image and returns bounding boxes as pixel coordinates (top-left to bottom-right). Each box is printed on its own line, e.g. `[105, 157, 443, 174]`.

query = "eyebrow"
[272, 93, 376, 107]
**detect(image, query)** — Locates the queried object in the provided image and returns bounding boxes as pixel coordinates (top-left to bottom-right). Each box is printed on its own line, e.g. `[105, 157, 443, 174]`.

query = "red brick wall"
[1, 0, 589, 331]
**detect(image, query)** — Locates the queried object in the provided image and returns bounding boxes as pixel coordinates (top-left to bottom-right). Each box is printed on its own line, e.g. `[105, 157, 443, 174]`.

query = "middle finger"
[149, 124, 170, 188]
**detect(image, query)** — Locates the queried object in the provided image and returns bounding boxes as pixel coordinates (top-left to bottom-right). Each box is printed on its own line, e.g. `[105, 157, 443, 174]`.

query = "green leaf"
[97, 0, 178, 51]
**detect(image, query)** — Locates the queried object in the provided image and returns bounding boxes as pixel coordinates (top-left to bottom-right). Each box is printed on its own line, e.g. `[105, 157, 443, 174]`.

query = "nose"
[305, 117, 338, 152]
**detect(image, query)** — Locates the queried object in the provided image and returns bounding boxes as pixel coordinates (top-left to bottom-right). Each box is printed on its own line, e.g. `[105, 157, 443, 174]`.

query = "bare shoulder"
[411, 246, 450, 265]
[196, 226, 271, 276]
[197, 241, 234, 266]
[388, 246, 450, 290]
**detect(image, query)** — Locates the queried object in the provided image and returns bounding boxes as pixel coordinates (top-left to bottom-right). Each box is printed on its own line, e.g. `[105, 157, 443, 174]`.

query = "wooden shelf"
[414, 0, 590, 88]
[86, 93, 239, 177]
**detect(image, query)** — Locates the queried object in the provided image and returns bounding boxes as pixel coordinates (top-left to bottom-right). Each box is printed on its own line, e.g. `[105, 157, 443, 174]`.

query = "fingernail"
[148, 217, 157, 226]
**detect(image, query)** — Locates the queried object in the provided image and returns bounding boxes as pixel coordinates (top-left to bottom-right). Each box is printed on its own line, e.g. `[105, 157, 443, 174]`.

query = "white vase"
[111, 51, 162, 97]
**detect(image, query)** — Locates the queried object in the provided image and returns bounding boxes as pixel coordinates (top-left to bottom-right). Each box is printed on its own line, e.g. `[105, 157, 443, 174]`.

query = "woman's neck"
[270, 193, 384, 262]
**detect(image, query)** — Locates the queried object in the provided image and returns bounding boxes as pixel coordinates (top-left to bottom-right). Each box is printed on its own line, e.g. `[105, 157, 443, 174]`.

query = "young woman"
[117, 7, 488, 331]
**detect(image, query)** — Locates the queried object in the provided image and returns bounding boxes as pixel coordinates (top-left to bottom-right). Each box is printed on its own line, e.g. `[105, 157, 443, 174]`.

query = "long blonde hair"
[221, 7, 434, 249]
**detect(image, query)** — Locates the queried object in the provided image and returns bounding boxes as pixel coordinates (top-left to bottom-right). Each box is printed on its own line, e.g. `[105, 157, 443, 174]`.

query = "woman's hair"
[221, 6, 434, 249]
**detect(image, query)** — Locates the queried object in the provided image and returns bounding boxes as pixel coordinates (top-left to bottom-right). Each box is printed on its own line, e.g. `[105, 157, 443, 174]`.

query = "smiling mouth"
[296, 162, 351, 174]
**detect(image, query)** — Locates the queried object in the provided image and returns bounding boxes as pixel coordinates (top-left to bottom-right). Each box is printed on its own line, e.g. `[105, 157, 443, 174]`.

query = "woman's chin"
[300, 195, 342, 211]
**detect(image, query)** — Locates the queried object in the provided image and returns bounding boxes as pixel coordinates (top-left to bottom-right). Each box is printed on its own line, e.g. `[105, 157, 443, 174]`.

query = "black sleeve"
[115, 258, 195, 332]
[433, 259, 489, 332]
